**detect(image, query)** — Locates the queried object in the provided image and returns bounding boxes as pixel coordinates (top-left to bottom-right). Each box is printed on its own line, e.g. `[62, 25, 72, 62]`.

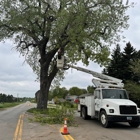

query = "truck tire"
[82, 107, 88, 120]
[100, 111, 110, 128]
[128, 122, 140, 128]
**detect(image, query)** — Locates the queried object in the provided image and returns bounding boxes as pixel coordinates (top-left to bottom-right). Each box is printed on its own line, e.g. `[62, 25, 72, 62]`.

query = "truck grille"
[119, 105, 137, 114]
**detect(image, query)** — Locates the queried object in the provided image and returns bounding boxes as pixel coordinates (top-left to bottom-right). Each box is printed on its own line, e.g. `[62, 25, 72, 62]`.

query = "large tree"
[121, 42, 138, 82]
[104, 42, 138, 83]
[0, 0, 132, 109]
[104, 44, 123, 79]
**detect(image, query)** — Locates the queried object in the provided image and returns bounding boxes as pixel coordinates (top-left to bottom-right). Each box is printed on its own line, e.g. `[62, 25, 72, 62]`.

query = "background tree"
[87, 85, 95, 93]
[68, 87, 83, 96]
[1, 94, 7, 102]
[103, 42, 140, 106]
[121, 42, 138, 82]
[128, 54, 140, 107]
[81, 89, 87, 95]
[0, 0, 132, 109]
[48, 90, 53, 101]
[6, 95, 14, 102]
[130, 50, 140, 79]
[104, 42, 138, 83]
[103, 44, 123, 79]
[124, 82, 140, 107]
[133, 59, 140, 78]
[49, 86, 68, 99]
[0, 93, 14, 102]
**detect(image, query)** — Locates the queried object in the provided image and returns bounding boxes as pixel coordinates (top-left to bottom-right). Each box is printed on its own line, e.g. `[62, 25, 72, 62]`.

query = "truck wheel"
[82, 107, 88, 120]
[100, 111, 110, 128]
[129, 122, 140, 128]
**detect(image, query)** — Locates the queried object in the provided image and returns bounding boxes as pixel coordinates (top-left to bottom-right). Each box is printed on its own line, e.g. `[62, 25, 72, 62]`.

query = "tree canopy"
[69, 87, 84, 96]
[48, 86, 89, 100]
[130, 51, 140, 79]
[0, 0, 132, 109]
[105, 44, 123, 79]
[104, 42, 139, 83]
[0, 93, 14, 102]
[87, 85, 95, 93]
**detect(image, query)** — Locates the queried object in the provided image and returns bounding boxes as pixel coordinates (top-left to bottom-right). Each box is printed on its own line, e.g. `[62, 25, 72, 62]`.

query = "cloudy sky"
[0, 0, 140, 97]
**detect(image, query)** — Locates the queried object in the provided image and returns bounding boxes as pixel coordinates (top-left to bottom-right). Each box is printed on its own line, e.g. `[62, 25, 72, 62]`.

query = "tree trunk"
[36, 79, 50, 109]
[36, 59, 50, 109]
[36, 47, 58, 109]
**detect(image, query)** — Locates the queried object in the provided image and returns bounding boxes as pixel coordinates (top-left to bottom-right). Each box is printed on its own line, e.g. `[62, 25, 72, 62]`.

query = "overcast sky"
[0, 0, 140, 97]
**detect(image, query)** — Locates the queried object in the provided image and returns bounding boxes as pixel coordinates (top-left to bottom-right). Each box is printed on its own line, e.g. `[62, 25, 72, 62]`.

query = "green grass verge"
[27, 105, 77, 126]
[0, 102, 22, 109]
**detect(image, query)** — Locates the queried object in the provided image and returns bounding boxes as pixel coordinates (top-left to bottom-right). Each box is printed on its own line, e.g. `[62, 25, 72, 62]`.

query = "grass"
[0, 102, 22, 109]
[27, 102, 78, 126]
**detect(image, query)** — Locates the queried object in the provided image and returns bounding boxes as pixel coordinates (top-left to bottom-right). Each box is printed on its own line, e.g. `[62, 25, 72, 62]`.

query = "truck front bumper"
[107, 115, 140, 122]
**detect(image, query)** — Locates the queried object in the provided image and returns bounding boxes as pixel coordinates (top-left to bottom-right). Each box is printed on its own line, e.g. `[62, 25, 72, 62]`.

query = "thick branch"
[0, 24, 39, 42]
[49, 64, 58, 83]
[19, 40, 37, 49]
[46, 48, 59, 65]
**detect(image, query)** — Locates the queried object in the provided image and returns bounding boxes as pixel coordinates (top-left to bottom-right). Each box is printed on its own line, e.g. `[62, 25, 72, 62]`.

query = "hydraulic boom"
[57, 55, 124, 88]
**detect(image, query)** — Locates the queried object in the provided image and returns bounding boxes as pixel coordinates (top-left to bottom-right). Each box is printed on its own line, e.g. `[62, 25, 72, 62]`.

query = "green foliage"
[124, 81, 140, 107]
[104, 42, 139, 83]
[121, 42, 138, 82]
[0, 0, 133, 109]
[104, 44, 123, 79]
[49, 86, 68, 99]
[0, 93, 14, 102]
[87, 85, 95, 93]
[27, 106, 75, 126]
[130, 59, 140, 79]
[60, 101, 76, 109]
[0, 0, 131, 69]
[49, 86, 87, 100]
[125, 81, 140, 99]
[53, 96, 60, 104]
[81, 89, 87, 94]
[69, 87, 84, 96]
[103, 42, 140, 106]
[0, 102, 21, 109]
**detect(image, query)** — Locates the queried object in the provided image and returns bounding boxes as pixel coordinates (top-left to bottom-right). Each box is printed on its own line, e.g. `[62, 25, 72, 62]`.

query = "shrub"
[60, 101, 75, 108]
[0, 104, 3, 108]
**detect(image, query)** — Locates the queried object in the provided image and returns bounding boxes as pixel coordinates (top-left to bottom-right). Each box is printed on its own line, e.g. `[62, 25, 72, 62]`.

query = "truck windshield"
[102, 89, 128, 99]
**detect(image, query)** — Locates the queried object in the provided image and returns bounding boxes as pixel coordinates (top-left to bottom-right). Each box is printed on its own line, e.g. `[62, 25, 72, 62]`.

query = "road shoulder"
[22, 113, 63, 140]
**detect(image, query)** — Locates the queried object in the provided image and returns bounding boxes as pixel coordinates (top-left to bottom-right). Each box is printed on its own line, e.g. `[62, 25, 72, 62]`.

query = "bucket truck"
[57, 55, 140, 128]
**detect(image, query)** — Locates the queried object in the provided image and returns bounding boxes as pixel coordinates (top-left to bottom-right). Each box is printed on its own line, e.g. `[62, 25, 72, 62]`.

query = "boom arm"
[67, 64, 124, 88]
[57, 55, 124, 88]
[67, 64, 120, 82]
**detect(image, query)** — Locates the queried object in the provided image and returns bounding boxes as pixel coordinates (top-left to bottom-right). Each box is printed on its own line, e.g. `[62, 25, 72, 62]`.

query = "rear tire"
[100, 111, 110, 128]
[129, 122, 140, 128]
[82, 107, 88, 120]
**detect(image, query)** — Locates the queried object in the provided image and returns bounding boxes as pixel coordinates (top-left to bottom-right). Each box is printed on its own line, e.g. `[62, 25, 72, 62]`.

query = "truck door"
[94, 90, 101, 116]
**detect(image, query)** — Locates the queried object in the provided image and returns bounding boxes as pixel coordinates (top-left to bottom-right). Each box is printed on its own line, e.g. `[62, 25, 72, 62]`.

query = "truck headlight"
[109, 109, 114, 113]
